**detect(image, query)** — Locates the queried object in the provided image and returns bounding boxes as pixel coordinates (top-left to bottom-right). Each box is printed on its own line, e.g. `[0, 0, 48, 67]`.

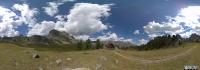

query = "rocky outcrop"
[0, 30, 76, 46]
[28, 35, 49, 45]
[102, 41, 135, 49]
[47, 29, 75, 44]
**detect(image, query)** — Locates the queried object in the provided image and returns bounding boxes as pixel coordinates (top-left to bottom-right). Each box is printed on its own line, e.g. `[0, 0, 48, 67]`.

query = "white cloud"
[144, 21, 183, 38]
[74, 35, 90, 41]
[179, 30, 196, 38]
[74, 32, 133, 43]
[133, 30, 140, 35]
[27, 21, 55, 36]
[138, 38, 148, 45]
[58, 3, 112, 35]
[43, 0, 75, 16]
[0, 22, 19, 37]
[0, 6, 20, 37]
[27, 3, 112, 37]
[144, 6, 200, 38]
[97, 32, 131, 42]
[12, 4, 38, 27]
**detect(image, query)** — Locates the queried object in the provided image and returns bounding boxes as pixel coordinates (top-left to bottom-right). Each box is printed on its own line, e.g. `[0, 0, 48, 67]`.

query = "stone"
[67, 58, 72, 61]
[32, 53, 40, 59]
[56, 59, 62, 65]
[95, 64, 102, 70]
[115, 59, 119, 64]
[38, 66, 44, 70]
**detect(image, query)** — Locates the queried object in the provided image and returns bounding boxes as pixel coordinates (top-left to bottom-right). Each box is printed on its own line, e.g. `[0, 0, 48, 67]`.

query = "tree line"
[76, 39, 103, 50]
[137, 34, 183, 50]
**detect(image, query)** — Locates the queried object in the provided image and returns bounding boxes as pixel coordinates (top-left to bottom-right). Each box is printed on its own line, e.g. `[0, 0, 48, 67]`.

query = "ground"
[0, 43, 199, 70]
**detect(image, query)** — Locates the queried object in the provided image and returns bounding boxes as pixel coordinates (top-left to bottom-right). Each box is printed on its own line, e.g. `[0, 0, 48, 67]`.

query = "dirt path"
[113, 46, 197, 64]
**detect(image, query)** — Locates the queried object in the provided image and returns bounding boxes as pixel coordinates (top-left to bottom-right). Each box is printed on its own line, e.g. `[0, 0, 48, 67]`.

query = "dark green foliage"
[77, 40, 83, 50]
[188, 33, 200, 42]
[85, 39, 92, 49]
[138, 34, 182, 50]
[96, 39, 103, 49]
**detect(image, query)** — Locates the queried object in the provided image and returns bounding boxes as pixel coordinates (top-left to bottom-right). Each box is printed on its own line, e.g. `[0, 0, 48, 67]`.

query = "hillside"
[0, 43, 199, 70]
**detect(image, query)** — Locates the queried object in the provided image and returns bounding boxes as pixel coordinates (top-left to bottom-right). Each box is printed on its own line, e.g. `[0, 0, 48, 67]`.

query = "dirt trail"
[113, 46, 197, 64]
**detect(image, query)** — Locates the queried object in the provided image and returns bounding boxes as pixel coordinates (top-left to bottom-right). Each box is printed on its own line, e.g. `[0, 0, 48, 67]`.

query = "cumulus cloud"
[74, 32, 133, 43]
[138, 38, 148, 45]
[58, 3, 112, 35]
[27, 21, 55, 36]
[74, 35, 90, 41]
[144, 21, 183, 38]
[12, 4, 38, 27]
[133, 30, 140, 35]
[27, 3, 112, 37]
[97, 32, 133, 42]
[0, 6, 20, 37]
[43, 0, 75, 16]
[0, 4, 38, 37]
[144, 6, 200, 38]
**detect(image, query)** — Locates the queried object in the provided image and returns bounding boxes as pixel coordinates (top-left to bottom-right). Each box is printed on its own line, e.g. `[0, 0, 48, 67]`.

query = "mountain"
[102, 41, 136, 49]
[28, 35, 49, 45]
[0, 30, 76, 46]
[47, 29, 76, 45]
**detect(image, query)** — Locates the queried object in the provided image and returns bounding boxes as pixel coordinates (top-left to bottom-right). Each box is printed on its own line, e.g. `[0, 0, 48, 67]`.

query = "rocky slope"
[0, 30, 76, 46]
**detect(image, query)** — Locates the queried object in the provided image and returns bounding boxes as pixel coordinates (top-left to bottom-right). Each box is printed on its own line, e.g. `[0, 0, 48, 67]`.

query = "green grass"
[0, 43, 199, 70]
[116, 43, 191, 60]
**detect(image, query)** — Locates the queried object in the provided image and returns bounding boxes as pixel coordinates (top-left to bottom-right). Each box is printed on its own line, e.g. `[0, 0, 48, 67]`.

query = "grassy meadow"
[0, 43, 199, 70]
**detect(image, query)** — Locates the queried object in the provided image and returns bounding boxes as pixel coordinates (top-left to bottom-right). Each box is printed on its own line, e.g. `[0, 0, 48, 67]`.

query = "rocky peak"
[47, 29, 75, 44]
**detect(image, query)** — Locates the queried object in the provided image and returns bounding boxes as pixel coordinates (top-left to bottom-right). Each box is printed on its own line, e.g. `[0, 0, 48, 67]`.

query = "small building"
[104, 43, 116, 50]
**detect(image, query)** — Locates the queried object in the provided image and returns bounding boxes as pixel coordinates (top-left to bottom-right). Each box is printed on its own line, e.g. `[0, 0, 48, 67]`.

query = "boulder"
[55, 59, 62, 65]
[32, 53, 40, 59]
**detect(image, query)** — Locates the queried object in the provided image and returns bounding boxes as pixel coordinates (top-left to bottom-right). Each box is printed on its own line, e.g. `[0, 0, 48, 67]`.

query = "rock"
[67, 58, 72, 61]
[38, 66, 44, 70]
[28, 35, 49, 45]
[32, 53, 40, 59]
[55, 59, 62, 65]
[115, 59, 119, 64]
[48, 29, 75, 44]
[95, 64, 102, 70]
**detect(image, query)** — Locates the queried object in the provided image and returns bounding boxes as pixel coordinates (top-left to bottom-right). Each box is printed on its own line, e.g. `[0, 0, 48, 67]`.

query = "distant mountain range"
[0, 29, 76, 46]
[0, 30, 136, 48]
[0, 29, 200, 49]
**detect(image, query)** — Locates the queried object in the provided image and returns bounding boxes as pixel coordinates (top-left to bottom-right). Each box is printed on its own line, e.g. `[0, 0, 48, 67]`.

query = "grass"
[0, 43, 199, 70]
[116, 43, 192, 60]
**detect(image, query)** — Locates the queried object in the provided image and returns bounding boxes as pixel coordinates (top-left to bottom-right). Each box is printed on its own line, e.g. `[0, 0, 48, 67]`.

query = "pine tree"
[96, 39, 102, 49]
[85, 39, 92, 49]
[77, 40, 83, 50]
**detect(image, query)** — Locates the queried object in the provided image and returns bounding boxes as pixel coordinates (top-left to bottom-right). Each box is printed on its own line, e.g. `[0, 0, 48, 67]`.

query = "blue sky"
[0, 0, 200, 45]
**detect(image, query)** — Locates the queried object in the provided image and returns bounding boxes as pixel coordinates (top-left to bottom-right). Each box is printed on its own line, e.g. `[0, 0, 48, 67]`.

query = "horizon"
[0, 0, 200, 45]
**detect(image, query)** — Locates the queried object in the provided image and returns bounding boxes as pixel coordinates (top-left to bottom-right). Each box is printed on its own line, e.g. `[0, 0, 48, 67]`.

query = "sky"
[0, 0, 200, 45]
